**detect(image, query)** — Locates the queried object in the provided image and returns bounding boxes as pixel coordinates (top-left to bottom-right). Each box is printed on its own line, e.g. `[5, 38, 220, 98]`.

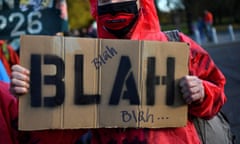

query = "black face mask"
[98, 1, 138, 15]
[98, 1, 139, 38]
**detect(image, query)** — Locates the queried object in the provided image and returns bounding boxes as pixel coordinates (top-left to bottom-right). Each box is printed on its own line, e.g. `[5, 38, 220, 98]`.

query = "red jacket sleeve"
[0, 82, 19, 144]
[179, 33, 227, 119]
[0, 81, 87, 144]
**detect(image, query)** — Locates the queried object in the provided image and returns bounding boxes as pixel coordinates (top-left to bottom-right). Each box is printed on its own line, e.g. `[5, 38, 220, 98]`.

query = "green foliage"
[67, 0, 94, 30]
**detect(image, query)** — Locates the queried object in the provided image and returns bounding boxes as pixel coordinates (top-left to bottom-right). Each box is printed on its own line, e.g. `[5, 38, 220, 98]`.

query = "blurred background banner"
[0, 8, 63, 39]
[0, 0, 68, 50]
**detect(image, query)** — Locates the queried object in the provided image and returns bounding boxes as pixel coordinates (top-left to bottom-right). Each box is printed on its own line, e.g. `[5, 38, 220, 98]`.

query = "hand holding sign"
[179, 75, 205, 104]
[10, 64, 30, 95]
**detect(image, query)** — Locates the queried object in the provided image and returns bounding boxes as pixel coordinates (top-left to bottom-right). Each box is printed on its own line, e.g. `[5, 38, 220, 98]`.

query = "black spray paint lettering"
[109, 56, 140, 105]
[30, 54, 65, 107]
[30, 54, 100, 107]
[30, 54, 176, 107]
[146, 57, 175, 106]
[74, 55, 101, 105]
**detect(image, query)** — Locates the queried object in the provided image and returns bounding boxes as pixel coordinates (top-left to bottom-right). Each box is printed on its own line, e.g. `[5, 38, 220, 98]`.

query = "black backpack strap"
[163, 29, 180, 42]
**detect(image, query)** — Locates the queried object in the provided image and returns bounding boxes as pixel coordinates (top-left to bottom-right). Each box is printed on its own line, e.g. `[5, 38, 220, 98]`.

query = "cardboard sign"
[19, 35, 189, 130]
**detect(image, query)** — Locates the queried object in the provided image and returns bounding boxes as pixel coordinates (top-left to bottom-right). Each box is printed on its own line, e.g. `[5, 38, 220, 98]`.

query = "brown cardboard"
[19, 35, 189, 130]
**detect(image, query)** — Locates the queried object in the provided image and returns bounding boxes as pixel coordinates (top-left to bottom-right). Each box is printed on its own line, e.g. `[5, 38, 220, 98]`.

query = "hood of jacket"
[89, 0, 165, 40]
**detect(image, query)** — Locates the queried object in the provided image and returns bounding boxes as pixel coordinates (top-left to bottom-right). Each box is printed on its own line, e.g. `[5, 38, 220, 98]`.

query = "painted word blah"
[30, 54, 176, 107]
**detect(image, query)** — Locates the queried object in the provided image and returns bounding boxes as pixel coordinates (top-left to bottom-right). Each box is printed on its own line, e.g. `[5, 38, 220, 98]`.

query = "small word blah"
[91, 46, 118, 69]
[120, 108, 154, 123]
[120, 108, 170, 123]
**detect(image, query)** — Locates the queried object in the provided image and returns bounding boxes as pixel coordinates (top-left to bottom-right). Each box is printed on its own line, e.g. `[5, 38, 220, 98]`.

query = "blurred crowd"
[193, 10, 214, 43]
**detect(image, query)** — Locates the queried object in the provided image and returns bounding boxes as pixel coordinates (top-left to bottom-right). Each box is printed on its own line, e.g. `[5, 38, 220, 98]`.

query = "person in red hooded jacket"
[10, 0, 226, 143]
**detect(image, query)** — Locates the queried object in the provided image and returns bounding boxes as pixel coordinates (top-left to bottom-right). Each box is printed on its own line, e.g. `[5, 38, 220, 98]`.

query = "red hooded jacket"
[89, 0, 226, 144]
[0, 82, 18, 144]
